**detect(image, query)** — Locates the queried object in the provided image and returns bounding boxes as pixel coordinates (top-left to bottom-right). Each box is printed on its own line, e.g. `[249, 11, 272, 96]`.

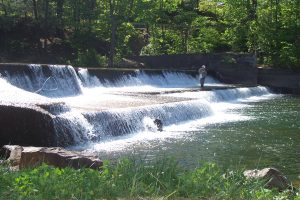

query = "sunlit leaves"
[0, 0, 298, 67]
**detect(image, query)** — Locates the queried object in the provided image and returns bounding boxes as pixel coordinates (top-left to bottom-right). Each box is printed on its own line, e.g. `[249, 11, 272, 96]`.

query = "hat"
[201, 65, 206, 68]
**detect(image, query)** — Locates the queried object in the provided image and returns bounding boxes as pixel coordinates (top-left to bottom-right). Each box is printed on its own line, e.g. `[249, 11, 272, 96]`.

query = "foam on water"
[86, 94, 274, 153]
[0, 77, 50, 104]
[90, 112, 251, 152]
[80, 99, 213, 138]
[163, 86, 272, 102]
[0, 65, 279, 148]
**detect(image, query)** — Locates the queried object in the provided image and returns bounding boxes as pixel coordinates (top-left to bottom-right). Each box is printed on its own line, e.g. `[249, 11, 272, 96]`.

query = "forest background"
[0, 0, 299, 68]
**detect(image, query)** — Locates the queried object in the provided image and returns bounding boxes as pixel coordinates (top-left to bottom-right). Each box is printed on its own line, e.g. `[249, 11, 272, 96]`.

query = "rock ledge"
[1, 145, 102, 170]
[244, 168, 291, 191]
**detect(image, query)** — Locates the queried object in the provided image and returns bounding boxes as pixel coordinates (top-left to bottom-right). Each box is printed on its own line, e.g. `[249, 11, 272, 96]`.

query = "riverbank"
[0, 157, 298, 199]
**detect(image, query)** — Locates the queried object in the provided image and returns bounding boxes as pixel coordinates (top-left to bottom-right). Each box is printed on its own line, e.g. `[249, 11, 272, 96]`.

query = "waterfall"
[0, 64, 82, 97]
[0, 76, 50, 104]
[164, 86, 272, 102]
[53, 110, 96, 145]
[0, 64, 276, 146]
[77, 68, 103, 87]
[83, 100, 213, 138]
[78, 68, 220, 88]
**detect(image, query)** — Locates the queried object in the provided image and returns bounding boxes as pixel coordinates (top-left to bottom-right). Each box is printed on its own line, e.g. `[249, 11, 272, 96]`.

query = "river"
[1, 64, 299, 183]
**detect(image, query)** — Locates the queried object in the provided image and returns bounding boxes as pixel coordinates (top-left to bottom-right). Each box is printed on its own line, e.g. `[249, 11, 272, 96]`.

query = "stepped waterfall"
[0, 64, 276, 147]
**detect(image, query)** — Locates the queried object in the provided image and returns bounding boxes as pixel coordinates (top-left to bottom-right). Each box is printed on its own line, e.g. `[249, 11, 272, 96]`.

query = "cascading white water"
[83, 100, 213, 137]
[62, 68, 275, 144]
[78, 68, 103, 87]
[164, 86, 272, 102]
[78, 68, 219, 88]
[0, 64, 277, 147]
[0, 76, 50, 104]
[1, 64, 82, 97]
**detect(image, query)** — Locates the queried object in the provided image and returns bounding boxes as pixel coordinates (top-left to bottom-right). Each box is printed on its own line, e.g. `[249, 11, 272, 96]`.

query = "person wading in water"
[198, 65, 207, 89]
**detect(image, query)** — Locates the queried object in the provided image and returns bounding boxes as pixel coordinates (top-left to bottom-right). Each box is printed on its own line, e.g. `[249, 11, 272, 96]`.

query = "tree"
[0, 0, 299, 68]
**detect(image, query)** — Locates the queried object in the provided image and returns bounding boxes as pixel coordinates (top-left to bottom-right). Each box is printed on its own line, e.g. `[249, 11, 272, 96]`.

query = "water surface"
[1, 65, 299, 183]
[89, 95, 300, 182]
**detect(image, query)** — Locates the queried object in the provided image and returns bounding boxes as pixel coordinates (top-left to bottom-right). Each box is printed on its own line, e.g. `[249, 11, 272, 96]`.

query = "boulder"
[0, 103, 77, 147]
[1, 145, 23, 170]
[1, 145, 102, 170]
[0, 103, 57, 147]
[244, 168, 291, 191]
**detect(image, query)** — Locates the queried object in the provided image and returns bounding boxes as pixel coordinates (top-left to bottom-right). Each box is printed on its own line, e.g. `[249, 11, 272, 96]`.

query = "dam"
[0, 64, 299, 181]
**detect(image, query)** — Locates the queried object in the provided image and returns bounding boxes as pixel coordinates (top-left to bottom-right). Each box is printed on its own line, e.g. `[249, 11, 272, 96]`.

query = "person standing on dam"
[198, 65, 207, 89]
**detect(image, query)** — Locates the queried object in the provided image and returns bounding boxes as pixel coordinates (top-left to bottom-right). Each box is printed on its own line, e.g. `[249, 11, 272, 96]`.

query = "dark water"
[94, 95, 300, 182]
[194, 95, 300, 180]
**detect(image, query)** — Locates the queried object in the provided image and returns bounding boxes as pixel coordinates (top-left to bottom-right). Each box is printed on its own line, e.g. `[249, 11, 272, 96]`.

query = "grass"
[0, 157, 299, 200]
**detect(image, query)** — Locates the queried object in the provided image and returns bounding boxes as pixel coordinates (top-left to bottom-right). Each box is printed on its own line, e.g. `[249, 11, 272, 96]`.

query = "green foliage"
[222, 0, 300, 68]
[0, 0, 299, 68]
[0, 158, 299, 199]
[73, 49, 108, 68]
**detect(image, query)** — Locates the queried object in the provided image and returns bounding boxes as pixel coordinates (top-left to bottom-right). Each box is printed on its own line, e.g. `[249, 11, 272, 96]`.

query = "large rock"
[0, 103, 57, 146]
[244, 168, 291, 191]
[0, 145, 23, 168]
[1, 145, 102, 170]
[0, 102, 76, 147]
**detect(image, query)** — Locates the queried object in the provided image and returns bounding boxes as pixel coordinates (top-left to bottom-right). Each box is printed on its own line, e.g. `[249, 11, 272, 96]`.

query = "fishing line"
[35, 76, 59, 93]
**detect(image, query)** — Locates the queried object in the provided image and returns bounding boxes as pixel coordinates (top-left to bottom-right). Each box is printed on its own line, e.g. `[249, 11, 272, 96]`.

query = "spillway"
[2, 64, 299, 183]
[0, 64, 276, 146]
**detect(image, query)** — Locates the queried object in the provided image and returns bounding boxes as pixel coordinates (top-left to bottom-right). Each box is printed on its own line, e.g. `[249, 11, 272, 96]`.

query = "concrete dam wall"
[258, 68, 300, 94]
[128, 53, 258, 86]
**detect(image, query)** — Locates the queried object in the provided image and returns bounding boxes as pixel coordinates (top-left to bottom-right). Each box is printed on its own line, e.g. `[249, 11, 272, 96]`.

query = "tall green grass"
[0, 157, 298, 200]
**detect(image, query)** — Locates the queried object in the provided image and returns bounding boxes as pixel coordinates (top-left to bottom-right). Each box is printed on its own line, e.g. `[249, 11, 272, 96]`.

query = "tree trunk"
[42, 0, 49, 53]
[56, 0, 64, 37]
[184, 30, 188, 53]
[32, 0, 38, 20]
[109, 0, 116, 67]
[56, 0, 64, 25]
[73, 0, 80, 30]
[44, 0, 49, 27]
[274, 0, 280, 66]
[129, 0, 134, 16]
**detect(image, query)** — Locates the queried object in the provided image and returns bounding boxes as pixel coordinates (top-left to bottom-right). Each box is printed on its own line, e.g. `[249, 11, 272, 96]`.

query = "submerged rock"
[1, 145, 102, 170]
[244, 168, 291, 191]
